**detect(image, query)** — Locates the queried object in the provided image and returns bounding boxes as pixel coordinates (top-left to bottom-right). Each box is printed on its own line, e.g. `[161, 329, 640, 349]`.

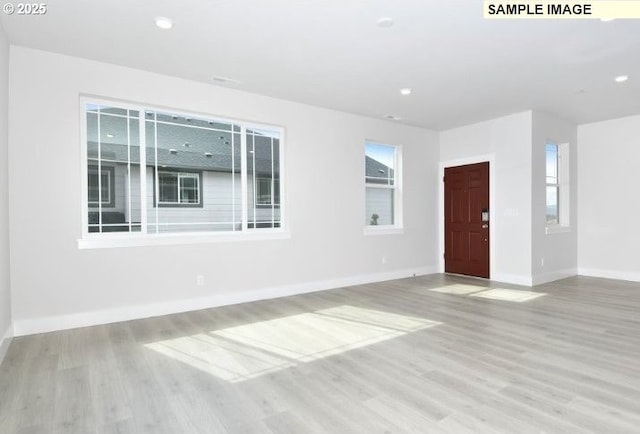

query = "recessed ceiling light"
[204, 152, 213, 157]
[106, 133, 114, 138]
[155, 17, 173, 30]
[384, 114, 402, 121]
[377, 17, 394, 28]
[212, 76, 241, 85]
[615, 75, 629, 83]
[600, 17, 615, 22]
[169, 149, 178, 154]
[400, 88, 412, 95]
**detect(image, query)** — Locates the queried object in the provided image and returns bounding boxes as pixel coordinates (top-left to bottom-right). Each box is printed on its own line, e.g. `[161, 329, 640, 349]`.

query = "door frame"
[439, 154, 496, 278]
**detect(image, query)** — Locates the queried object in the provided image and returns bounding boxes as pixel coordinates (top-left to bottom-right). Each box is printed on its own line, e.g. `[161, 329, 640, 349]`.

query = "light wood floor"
[1, 274, 640, 433]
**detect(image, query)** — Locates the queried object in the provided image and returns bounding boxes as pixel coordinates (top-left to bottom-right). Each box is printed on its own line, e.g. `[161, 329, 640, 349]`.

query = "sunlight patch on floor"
[470, 288, 546, 302]
[429, 284, 487, 295]
[145, 333, 297, 382]
[145, 305, 441, 383]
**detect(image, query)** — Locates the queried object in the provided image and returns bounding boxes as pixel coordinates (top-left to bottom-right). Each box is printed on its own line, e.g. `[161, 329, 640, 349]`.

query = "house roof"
[87, 110, 279, 175]
[91, 141, 389, 182]
[87, 107, 392, 179]
[365, 155, 394, 185]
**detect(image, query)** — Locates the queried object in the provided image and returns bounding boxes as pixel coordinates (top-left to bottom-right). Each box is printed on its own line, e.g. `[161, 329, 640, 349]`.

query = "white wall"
[531, 112, 577, 285]
[0, 23, 12, 362]
[8, 47, 439, 335]
[578, 115, 640, 282]
[439, 112, 533, 285]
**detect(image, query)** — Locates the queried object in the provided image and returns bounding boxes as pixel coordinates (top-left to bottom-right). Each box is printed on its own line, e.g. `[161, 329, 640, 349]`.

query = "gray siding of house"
[96, 163, 280, 232]
[365, 187, 393, 225]
[145, 169, 243, 232]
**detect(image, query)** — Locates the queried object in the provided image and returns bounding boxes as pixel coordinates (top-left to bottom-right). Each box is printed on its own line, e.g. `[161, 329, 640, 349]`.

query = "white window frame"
[364, 141, 403, 235]
[546, 142, 570, 234]
[79, 97, 287, 249]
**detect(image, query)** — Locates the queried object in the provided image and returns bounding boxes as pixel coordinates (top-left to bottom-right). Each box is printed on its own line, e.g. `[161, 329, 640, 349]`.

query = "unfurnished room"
[0, 1, 639, 433]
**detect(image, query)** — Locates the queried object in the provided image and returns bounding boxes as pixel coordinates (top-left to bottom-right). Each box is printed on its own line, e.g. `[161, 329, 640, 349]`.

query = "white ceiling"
[2, 0, 639, 130]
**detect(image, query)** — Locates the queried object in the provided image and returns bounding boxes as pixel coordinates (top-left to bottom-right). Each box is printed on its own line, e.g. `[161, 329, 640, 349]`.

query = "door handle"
[482, 224, 489, 229]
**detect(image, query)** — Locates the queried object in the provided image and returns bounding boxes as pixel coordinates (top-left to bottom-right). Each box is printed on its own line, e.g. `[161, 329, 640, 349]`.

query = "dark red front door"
[444, 162, 490, 278]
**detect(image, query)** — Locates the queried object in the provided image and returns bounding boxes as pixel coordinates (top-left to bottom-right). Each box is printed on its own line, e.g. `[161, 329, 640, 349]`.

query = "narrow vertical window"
[545, 143, 559, 225]
[545, 142, 570, 231]
[365, 142, 400, 227]
[88, 166, 114, 207]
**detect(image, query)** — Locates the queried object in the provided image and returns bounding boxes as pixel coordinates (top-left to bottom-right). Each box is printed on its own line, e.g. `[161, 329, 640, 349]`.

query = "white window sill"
[545, 225, 571, 235]
[364, 226, 404, 236]
[78, 229, 290, 249]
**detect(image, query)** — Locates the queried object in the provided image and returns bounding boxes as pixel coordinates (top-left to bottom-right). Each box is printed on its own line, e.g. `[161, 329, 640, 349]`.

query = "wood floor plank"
[363, 393, 448, 434]
[53, 366, 94, 434]
[2, 274, 640, 433]
[262, 410, 325, 434]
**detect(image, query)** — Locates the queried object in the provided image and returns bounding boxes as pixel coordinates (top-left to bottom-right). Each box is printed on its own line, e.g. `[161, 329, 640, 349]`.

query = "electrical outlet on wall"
[196, 275, 205, 286]
[382, 256, 387, 264]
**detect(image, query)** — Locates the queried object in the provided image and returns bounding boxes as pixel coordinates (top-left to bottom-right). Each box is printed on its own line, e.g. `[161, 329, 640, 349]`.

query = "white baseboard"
[0, 324, 13, 366]
[577, 268, 640, 283]
[12, 266, 438, 337]
[491, 273, 533, 287]
[532, 268, 578, 286]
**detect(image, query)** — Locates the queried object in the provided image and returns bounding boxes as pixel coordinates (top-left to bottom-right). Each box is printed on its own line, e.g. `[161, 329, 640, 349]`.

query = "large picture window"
[84, 101, 283, 236]
[365, 142, 401, 227]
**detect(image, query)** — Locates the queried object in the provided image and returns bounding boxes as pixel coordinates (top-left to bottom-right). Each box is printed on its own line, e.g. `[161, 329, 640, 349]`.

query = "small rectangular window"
[88, 165, 115, 207]
[157, 171, 201, 206]
[365, 142, 400, 227]
[256, 178, 280, 206]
